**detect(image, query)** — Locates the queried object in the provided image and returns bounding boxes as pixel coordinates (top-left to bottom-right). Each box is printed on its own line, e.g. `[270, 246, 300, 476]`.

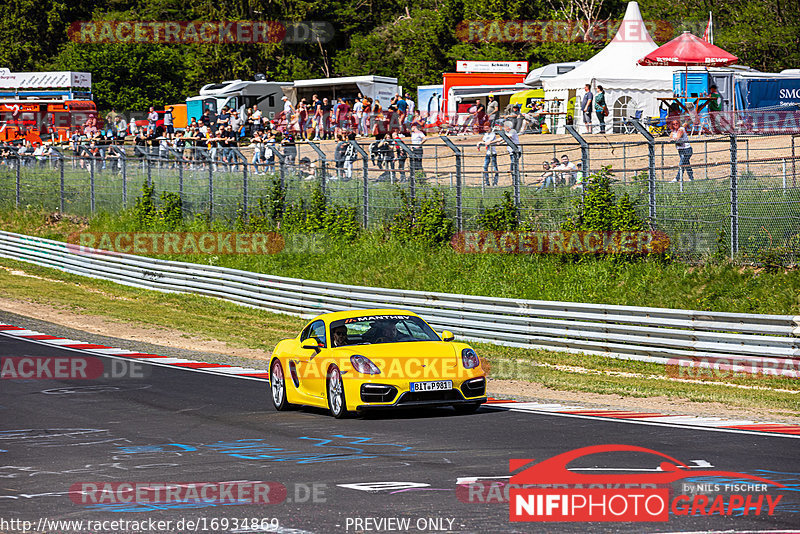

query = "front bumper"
[353, 376, 486, 411]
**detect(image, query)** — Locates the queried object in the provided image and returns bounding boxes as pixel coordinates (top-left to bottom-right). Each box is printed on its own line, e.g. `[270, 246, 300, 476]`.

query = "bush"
[132, 181, 183, 230]
[562, 166, 643, 232]
[390, 187, 454, 246]
[477, 191, 519, 231]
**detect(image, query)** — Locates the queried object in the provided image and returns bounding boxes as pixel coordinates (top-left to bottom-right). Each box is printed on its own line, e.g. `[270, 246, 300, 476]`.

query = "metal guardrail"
[1, 230, 798, 367]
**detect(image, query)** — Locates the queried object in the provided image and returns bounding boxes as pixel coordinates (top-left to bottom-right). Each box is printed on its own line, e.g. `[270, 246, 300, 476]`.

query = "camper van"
[186, 79, 292, 123]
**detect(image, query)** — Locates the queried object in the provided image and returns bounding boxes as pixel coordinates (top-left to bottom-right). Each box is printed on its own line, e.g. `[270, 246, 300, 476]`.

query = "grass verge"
[1, 208, 799, 314]
[1, 257, 797, 417]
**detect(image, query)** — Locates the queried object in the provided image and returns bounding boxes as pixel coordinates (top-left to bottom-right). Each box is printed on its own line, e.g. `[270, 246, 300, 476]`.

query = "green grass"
[1, 257, 797, 416]
[2, 207, 799, 315]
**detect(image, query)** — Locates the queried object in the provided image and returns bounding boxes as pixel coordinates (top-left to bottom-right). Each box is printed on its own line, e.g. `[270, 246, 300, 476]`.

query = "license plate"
[410, 380, 453, 392]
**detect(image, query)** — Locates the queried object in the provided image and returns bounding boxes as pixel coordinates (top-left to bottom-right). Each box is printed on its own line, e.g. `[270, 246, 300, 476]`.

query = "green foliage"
[47, 43, 187, 111]
[562, 166, 643, 232]
[132, 181, 183, 229]
[745, 228, 799, 272]
[477, 191, 519, 231]
[390, 187, 455, 246]
[260, 183, 362, 241]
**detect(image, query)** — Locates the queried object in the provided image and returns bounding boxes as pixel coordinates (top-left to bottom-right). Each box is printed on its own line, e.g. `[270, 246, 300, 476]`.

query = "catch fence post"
[730, 134, 738, 256]
[496, 130, 522, 207]
[59, 154, 65, 212]
[440, 136, 463, 231]
[15, 155, 20, 208]
[625, 119, 656, 224]
[393, 138, 416, 201]
[208, 162, 214, 221]
[307, 141, 329, 198]
[348, 141, 370, 228]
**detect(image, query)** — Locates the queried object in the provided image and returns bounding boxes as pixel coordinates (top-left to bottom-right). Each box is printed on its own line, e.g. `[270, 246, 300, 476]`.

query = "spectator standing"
[477, 127, 499, 186]
[581, 84, 593, 134]
[336, 98, 351, 135]
[669, 119, 694, 182]
[229, 110, 243, 138]
[486, 95, 499, 127]
[409, 124, 426, 177]
[147, 106, 159, 137]
[503, 120, 520, 183]
[405, 93, 415, 119]
[250, 107, 263, 133]
[353, 95, 364, 137]
[297, 99, 308, 140]
[396, 94, 408, 127]
[361, 97, 371, 137]
[105, 108, 119, 126]
[320, 98, 333, 140]
[594, 86, 607, 134]
[282, 96, 294, 118]
[163, 107, 174, 139]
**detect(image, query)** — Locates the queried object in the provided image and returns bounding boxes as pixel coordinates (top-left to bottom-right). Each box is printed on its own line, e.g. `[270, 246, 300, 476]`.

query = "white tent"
[543, 1, 676, 133]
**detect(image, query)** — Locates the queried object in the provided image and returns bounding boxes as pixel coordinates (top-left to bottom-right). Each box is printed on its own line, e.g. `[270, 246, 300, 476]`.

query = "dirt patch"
[487, 378, 800, 424]
[0, 297, 269, 361]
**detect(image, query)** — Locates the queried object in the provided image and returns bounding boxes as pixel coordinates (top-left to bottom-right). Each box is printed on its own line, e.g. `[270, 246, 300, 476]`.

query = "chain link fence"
[1, 127, 798, 263]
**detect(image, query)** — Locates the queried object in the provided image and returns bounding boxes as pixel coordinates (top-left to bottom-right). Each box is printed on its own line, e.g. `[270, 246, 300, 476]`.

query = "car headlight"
[350, 354, 381, 374]
[462, 348, 480, 369]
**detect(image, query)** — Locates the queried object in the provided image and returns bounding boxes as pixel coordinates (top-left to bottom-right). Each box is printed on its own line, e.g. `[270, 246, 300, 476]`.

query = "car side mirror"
[441, 330, 455, 342]
[301, 339, 322, 350]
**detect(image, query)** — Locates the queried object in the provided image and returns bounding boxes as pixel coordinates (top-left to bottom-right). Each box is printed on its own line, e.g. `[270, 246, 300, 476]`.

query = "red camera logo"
[508, 445, 785, 522]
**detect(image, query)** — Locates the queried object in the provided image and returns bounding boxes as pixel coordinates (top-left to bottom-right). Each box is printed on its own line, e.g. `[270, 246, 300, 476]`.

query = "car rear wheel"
[270, 359, 293, 411]
[327, 366, 348, 419]
[453, 402, 482, 415]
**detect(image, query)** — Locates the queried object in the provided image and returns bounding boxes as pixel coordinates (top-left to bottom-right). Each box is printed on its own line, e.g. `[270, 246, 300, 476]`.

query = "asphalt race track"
[1, 325, 799, 534]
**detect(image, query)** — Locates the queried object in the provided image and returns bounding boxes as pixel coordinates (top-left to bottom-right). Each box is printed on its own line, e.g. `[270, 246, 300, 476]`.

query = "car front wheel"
[327, 366, 349, 419]
[270, 359, 293, 411]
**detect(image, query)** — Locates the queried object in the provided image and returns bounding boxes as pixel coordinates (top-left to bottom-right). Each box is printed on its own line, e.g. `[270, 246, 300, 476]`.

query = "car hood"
[334, 341, 460, 367]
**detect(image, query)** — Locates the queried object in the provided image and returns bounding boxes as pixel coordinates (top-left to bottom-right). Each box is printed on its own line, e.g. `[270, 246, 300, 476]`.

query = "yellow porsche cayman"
[269, 309, 487, 418]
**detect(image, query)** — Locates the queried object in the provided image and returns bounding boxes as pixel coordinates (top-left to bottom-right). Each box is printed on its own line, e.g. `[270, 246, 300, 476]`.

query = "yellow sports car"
[269, 309, 487, 418]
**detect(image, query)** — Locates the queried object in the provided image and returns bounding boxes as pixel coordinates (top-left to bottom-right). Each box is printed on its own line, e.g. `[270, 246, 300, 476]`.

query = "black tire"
[270, 359, 293, 411]
[326, 366, 349, 419]
[453, 402, 482, 415]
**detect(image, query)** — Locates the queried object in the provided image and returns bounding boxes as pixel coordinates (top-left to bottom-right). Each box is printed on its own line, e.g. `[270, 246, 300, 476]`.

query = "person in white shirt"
[282, 96, 294, 118]
[409, 124, 426, 177]
[353, 96, 364, 136]
[477, 128, 499, 186]
[558, 154, 577, 186]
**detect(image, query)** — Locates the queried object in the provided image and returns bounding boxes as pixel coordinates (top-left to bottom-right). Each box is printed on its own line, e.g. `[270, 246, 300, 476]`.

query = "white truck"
[186, 79, 292, 123]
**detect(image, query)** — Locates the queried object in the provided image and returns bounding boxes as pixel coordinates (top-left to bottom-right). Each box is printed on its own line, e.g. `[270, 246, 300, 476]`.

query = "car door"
[294, 319, 328, 398]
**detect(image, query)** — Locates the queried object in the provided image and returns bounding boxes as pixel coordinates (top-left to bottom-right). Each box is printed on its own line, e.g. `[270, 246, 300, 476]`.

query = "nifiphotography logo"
[508, 445, 785, 522]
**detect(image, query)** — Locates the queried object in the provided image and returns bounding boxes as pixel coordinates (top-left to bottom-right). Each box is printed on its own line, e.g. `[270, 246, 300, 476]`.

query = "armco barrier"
[1, 231, 798, 367]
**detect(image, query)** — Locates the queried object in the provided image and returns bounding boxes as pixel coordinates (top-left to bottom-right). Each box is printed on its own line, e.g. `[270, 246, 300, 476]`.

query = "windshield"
[329, 314, 440, 346]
